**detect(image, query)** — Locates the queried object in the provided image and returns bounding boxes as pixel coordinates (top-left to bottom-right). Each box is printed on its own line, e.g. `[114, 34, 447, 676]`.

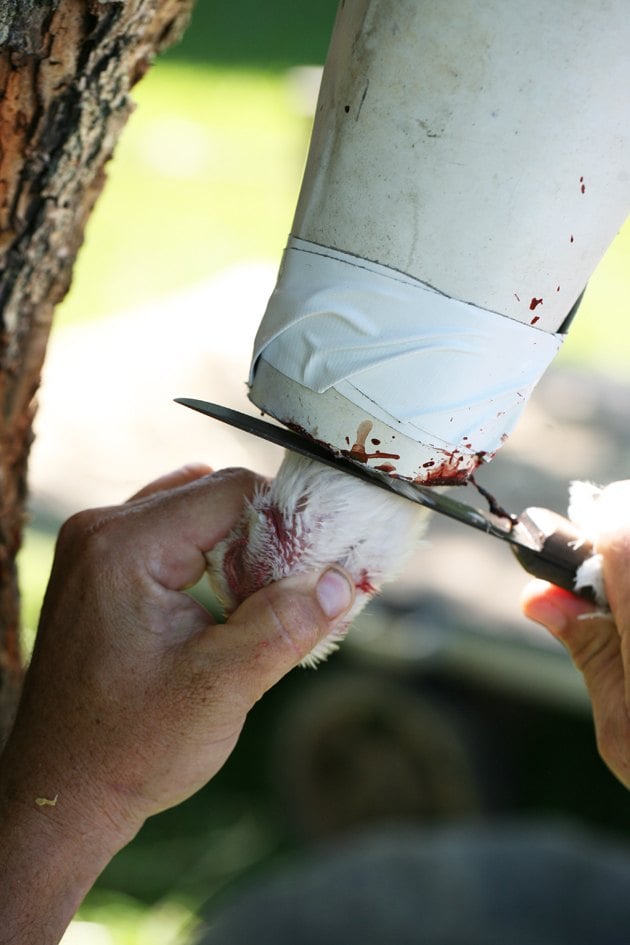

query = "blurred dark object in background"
[197, 820, 630, 945]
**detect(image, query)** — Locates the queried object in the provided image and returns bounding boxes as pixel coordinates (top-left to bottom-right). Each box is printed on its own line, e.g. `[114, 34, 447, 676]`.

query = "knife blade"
[175, 397, 597, 601]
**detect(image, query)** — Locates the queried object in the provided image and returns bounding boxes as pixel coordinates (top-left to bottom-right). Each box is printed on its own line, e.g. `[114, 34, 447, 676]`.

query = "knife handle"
[511, 507, 597, 603]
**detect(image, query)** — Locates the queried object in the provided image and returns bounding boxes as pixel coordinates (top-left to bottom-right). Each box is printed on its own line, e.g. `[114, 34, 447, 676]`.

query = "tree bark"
[0, 0, 194, 744]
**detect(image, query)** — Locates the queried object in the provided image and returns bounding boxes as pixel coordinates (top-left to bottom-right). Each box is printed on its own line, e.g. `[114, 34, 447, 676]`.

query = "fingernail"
[316, 568, 354, 620]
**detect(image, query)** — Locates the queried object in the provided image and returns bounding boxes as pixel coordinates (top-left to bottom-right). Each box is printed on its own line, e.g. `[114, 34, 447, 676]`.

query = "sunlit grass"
[558, 219, 630, 373]
[62, 894, 199, 945]
[17, 527, 56, 659]
[56, 62, 310, 327]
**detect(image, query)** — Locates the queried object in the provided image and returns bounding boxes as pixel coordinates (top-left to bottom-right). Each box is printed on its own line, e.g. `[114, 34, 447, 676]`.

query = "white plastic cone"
[250, 0, 630, 482]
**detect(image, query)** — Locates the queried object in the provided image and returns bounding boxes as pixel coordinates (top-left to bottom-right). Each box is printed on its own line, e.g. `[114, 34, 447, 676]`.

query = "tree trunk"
[0, 0, 194, 744]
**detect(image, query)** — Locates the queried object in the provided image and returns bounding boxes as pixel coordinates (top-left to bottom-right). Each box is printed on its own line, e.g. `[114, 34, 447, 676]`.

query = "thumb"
[521, 580, 625, 713]
[223, 566, 355, 697]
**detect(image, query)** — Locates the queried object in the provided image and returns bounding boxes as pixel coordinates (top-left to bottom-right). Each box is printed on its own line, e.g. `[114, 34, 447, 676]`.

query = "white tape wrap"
[251, 237, 562, 461]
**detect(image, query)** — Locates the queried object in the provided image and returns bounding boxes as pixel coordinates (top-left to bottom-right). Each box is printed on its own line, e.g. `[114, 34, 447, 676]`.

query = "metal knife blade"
[175, 397, 597, 601]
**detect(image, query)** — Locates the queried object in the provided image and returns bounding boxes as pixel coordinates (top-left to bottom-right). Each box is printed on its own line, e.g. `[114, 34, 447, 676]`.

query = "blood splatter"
[356, 570, 376, 594]
[375, 463, 396, 473]
[469, 475, 518, 524]
[414, 449, 480, 485]
[570, 234, 574, 243]
[530, 315, 540, 325]
[371, 438, 381, 446]
[529, 297, 543, 311]
[348, 420, 372, 461]
[344, 420, 400, 463]
[223, 535, 252, 600]
[364, 448, 401, 462]
[418, 463, 469, 485]
[263, 505, 290, 546]
[580, 176, 586, 194]
[287, 419, 356, 459]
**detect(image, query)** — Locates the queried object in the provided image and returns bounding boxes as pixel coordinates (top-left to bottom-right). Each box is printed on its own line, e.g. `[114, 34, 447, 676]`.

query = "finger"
[139, 469, 260, 589]
[594, 519, 630, 710]
[596, 522, 630, 628]
[570, 480, 630, 703]
[521, 579, 597, 633]
[71, 467, 263, 593]
[208, 567, 355, 707]
[127, 463, 214, 502]
[522, 578, 625, 711]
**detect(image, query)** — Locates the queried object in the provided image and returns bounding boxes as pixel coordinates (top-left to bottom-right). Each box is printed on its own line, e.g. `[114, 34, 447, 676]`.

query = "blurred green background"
[54, 1, 342, 329]
[16, 2, 630, 943]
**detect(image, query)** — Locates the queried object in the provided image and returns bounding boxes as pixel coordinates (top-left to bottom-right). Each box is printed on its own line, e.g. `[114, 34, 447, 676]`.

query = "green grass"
[56, 62, 311, 327]
[67, 895, 198, 945]
[17, 528, 56, 658]
[558, 221, 630, 372]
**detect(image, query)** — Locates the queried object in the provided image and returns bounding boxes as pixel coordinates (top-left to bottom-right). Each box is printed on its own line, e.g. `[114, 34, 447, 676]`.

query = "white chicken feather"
[568, 481, 609, 608]
[206, 451, 429, 666]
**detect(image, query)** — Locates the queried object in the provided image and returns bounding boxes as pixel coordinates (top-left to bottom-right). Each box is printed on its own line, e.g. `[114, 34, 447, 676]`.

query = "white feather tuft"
[567, 481, 608, 607]
[206, 451, 429, 665]
[568, 481, 605, 540]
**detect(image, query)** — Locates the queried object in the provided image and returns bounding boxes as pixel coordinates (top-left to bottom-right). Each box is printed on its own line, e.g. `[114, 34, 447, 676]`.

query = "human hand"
[0, 464, 354, 882]
[521, 480, 630, 789]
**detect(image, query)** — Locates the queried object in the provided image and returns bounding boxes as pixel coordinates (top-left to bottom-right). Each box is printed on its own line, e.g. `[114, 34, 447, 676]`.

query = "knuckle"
[212, 466, 264, 494]
[57, 506, 120, 559]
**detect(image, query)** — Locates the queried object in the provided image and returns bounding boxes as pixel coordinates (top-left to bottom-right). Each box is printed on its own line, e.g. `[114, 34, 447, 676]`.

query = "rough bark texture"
[0, 0, 194, 744]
